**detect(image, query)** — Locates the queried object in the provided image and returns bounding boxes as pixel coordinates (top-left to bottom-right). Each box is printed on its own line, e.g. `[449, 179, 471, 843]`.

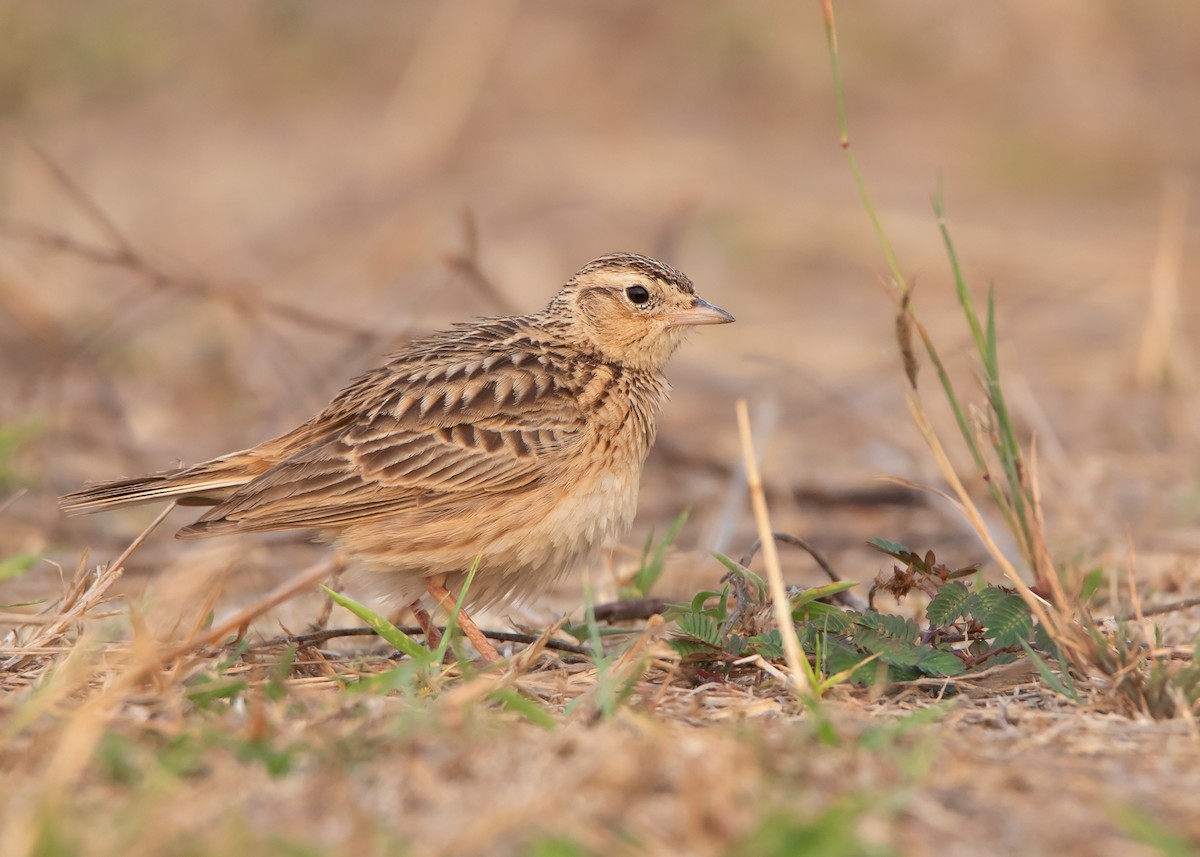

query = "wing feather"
[178, 330, 594, 537]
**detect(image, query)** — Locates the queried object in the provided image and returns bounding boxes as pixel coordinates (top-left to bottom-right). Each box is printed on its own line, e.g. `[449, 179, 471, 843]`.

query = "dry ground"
[2, 3, 1200, 855]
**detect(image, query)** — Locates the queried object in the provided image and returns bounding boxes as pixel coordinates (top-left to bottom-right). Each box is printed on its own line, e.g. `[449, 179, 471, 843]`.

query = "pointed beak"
[666, 297, 735, 327]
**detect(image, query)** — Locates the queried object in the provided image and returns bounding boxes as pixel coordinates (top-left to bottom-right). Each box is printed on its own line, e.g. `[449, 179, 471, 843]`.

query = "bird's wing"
[178, 337, 595, 536]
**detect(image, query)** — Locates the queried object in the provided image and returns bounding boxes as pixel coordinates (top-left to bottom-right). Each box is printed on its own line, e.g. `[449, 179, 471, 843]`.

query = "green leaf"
[321, 586, 431, 662]
[857, 612, 921, 643]
[431, 558, 483, 664]
[790, 580, 858, 608]
[669, 638, 726, 659]
[523, 838, 597, 857]
[811, 633, 874, 681]
[866, 538, 910, 559]
[712, 552, 767, 601]
[926, 581, 971, 625]
[884, 663, 924, 683]
[747, 630, 784, 660]
[973, 587, 1032, 647]
[669, 588, 724, 619]
[732, 803, 900, 857]
[852, 626, 923, 667]
[185, 677, 247, 707]
[1079, 566, 1106, 603]
[915, 649, 965, 677]
[796, 601, 853, 633]
[1019, 639, 1080, 702]
[675, 612, 725, 649]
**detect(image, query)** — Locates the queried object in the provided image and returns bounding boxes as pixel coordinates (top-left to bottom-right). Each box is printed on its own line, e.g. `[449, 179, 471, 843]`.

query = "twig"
[3, 503, 176, 671]
[738, 532, 860, 609]
[735, 399, 810, 696]
[1118, 596, 1200, 622]
[0, 216, 386, 341]
[311, 558, 346, 629]
[15, 132, 137, 259]
[0, 489, 27, 517]
[793, 483, 923, 508]
[246, 625, 589, 656]
[591, 598, 673, 624]
[442, 208, 520, 314]
[154, 557, 341, 666]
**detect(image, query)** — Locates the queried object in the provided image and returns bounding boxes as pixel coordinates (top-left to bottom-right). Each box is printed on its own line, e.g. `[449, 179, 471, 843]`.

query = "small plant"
[620, 510, 688, 600]
[666, 539, 1061, 691]
[563, 584, 658, 721]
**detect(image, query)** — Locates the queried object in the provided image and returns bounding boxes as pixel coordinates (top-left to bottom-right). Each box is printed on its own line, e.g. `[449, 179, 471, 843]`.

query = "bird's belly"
[341, 461, 641, 608]
[518, 469, 639, 566]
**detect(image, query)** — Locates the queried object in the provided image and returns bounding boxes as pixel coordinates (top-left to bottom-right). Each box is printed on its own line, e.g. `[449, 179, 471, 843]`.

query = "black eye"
[625, 285, 651, 305]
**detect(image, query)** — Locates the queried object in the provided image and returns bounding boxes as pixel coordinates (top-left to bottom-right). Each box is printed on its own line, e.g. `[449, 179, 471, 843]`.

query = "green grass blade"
[487, 687, 557, 730]
[432, 558, 482, 663]
[628, 509, 688, 599]
[1019, 639, 1080, 703]
[321, 586, 432, 663]
[934, 187, 986, 356]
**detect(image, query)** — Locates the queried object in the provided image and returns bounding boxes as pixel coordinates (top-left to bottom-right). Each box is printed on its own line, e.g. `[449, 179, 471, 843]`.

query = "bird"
[60, 253, 734, 661]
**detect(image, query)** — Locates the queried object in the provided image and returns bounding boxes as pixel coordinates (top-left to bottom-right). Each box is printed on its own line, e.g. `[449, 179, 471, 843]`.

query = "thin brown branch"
[247, 625, 590, 656]
[0, 489, 27, 517]
[15, 133, 137, 258]
[591, 598, 673, 624]
[739, 532, 861, 609]
[0, 216, 388, 341]
[1118, 596, 1200, 622]
[442, 208, 520, 314]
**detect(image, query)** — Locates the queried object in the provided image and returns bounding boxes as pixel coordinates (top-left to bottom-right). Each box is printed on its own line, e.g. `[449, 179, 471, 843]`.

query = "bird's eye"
[625, 285, 651, 305]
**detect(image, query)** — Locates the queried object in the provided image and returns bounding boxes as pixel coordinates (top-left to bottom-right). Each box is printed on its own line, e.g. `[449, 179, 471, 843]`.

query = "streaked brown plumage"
[60, 253, 734, 660]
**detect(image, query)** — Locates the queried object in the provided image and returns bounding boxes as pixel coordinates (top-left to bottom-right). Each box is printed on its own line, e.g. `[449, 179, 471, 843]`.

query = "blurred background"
[2, 1, 1198, 617]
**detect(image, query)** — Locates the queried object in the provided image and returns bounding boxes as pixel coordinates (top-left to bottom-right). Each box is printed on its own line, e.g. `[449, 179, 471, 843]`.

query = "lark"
[60, 253, 734, 661]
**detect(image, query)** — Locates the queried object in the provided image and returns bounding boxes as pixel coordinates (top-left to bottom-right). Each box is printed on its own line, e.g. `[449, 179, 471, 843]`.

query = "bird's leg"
[424, 574, 502, 663]
[409, 600, 442, 649]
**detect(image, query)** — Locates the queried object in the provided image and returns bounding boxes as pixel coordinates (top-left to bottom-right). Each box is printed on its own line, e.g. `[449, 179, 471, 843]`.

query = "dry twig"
[246, 625, 589, 656]
[738, 531, 861, 609]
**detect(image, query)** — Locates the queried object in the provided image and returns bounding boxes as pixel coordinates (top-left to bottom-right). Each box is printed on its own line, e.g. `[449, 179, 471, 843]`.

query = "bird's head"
[548, 253, 734, 370]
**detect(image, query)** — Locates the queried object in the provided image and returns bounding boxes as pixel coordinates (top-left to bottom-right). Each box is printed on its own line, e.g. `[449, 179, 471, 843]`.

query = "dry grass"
[4, 3, 1200, 856]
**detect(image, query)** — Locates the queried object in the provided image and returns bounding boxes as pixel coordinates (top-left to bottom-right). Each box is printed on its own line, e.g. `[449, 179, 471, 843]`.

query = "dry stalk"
[0, 551, 348, 856]
[162, 556, 344, 660]
[566, 614, 671, 723]
[3, 503, 176, 673]
[734, 399, 810, 695]
[1026, 439, 1070, 607]
[440, 618, 571, 716]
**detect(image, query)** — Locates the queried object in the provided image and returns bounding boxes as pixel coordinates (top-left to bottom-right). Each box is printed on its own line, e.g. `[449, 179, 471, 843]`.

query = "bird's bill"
[665, 298, 735, 327]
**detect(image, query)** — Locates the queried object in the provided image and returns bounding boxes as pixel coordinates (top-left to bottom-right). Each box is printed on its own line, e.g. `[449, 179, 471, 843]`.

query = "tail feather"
[59, 471, 251, 516]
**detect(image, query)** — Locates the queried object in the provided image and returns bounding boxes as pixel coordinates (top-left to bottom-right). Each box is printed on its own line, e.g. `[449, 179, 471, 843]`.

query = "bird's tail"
[59, 454, 261, 516]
